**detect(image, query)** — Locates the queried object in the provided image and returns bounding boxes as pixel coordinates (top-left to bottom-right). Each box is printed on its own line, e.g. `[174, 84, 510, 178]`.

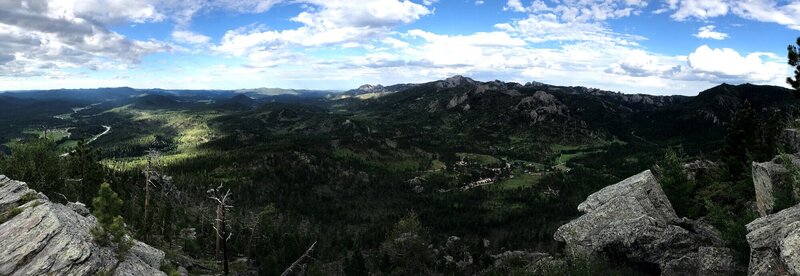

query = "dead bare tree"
[243, 210, 260, 257]
[208, 184, 233, 276]
[142, 149, 162, 237]
[281, 241, 317, 276]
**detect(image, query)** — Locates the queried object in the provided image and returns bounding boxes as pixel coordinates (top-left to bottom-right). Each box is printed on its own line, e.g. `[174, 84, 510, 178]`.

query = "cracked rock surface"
[747, 204, 800, 276]
[0, 175, 166, 276]
[554, 170, 740, 275]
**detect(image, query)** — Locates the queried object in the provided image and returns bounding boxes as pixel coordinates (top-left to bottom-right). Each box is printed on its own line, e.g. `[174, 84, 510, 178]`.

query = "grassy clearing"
[493, 173, 544, 190]
[23, 128, 71, 141]
[430, 160, 447, 171]
[556, 149, 605, 164]
[456, 152, 502, 166]
[550, 138, 624, 166]
[58, 140, 79, 152]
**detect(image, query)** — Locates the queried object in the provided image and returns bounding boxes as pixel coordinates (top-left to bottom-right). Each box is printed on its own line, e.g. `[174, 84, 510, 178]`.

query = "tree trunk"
[222, 207, 229, 276]
[143, 174, 150, 241]
[215, 204, 222, 260]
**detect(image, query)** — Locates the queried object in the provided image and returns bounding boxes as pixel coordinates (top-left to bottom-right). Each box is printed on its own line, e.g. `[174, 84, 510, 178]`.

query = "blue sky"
[1, 0, 799, 95]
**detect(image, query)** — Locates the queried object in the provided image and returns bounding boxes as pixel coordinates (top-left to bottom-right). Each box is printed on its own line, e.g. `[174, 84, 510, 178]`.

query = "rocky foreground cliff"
[0, 175, 166, 276]
[553, 170, 740, 275]
[552, 156, 800, 275]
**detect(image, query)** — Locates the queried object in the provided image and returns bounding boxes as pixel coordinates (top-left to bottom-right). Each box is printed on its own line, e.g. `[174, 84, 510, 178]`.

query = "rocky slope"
[746, 203, 800, 275]
[554, 170, 740, 275]
[745, 128, 800, 275]
[0, 175, 166, 276]
[752, 154, 800, 216]
[551, 153, 800, 275]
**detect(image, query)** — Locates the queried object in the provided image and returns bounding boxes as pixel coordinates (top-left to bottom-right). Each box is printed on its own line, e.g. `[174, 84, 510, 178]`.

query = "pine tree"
[379, 212, 435, 275]
[92, 183, 127, 247]
[722, 101, 760, 178]
[788, 37, 800, 96]
[0, 138, 63, 198]
[66, 139, 104, 204]
[658, 148, 697, 217]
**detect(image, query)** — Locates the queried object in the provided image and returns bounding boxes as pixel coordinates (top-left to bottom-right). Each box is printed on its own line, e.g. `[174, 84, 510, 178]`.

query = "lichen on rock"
[0, 175, 166, 276]
[554, 170, 740, 275]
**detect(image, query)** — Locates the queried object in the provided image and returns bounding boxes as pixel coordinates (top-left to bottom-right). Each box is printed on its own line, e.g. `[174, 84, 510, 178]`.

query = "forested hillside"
[1, 77, 798, 275]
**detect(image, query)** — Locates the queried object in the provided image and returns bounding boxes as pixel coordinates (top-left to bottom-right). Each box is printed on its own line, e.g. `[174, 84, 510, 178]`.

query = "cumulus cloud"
[498, 0, 648, 45]
[666, 0, 729, 20]
[662, 0, 800, 30]
[214, 0, 431, 57]
[0, 0, 170, 77]
[505, 0, 648, 19]
[504, 0, 527, 12]
[51, 0, 165, 23]
[606, 50, 681, 77]
[687, 45, 786, 84]
[694, 25, 728, 40]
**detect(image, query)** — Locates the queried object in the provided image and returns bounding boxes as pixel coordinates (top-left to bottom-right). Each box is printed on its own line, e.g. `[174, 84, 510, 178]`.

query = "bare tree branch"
[281, 241, 317, 276]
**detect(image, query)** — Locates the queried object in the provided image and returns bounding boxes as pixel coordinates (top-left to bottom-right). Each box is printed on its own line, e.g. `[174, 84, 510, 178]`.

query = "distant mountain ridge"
[2, 76, 795, 136]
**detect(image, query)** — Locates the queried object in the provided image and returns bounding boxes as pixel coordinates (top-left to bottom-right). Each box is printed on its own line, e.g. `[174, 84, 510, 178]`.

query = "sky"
[1, 0, 799, 95]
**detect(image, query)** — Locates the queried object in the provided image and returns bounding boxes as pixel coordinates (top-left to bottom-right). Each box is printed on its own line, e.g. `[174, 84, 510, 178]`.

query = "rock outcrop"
[746, 203, 800, 276]
[554, 170, 739, 275]
[0, 175, 166, 276]
[514, 91, 569, 123]
[436, 75, 475, 89]
[752, 154, 800, 216]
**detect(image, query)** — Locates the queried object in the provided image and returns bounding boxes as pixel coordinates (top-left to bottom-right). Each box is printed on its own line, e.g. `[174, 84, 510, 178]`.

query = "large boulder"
[0, 175, 166, 276]
[746, 203, 800, 275]
[752, 154, 800, 217]
[554, 170, 738, 275]
[574, 170, 678, 223]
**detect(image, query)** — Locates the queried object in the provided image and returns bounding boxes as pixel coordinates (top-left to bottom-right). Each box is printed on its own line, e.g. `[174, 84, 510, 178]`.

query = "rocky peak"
[437, 75, 476, 89]
[524, 81, 547, 87]
[0, 175, 166, 276]
[356, 84, 385, 93]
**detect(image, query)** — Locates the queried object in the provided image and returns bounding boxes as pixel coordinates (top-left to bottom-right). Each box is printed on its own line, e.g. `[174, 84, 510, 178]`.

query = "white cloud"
[0, 0, 170, 77]
[498, 14, 645, 45]
[505, 0, 647, 19]
[214, 0, 431, 56]
[498, 0, 649, 45]
[731, 0, 800, 30]
[211, 0, 282, 13]
[694, 25, 728, 40]
[687, 45, 786, 84]
[475, 1, 485, 5]
[667, 0, 729, 20]
[662, 0, 800, 30]
[382, 37, 410, 48]
[504, 0, 527, 12]
[408, 30, 527, 47]
[172, 30, 211, 44]
[53, 0, 165, 23]
[606, 50, 681, 77]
